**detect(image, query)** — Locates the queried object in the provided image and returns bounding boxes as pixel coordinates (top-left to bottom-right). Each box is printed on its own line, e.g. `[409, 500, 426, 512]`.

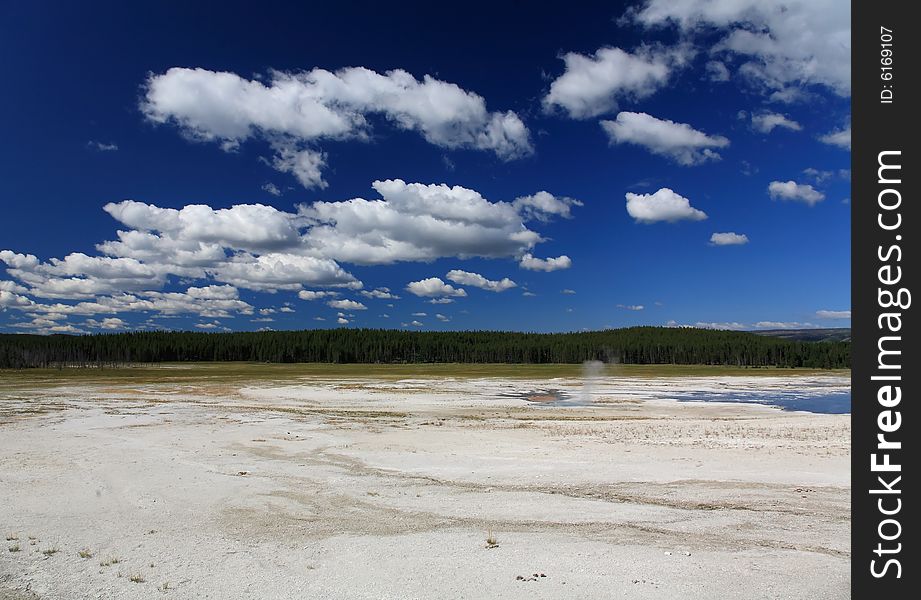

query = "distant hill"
[753, 328, 851, 343]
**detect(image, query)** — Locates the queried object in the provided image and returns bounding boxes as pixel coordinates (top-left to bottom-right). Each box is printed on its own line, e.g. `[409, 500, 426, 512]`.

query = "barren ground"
[0, 365, 850, 599]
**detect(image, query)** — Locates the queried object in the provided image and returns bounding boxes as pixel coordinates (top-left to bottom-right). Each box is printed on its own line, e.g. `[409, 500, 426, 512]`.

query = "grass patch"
[78, 548, 93, 559]
[42, 547, 59, 556]
[100, 556, 120, 567]
[129, 574, 145, 583]
[8, 544, 20, 552]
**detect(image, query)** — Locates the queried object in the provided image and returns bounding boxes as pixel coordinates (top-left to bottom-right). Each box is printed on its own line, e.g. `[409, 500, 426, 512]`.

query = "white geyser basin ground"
[0, 365, 850, 599]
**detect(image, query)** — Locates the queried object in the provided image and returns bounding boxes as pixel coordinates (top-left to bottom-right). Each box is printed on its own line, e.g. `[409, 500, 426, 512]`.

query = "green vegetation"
[0, 326, 849, 370]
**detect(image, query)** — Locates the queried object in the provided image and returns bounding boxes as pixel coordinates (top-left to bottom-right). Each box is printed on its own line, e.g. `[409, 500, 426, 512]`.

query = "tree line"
[0, 327, 850, 369]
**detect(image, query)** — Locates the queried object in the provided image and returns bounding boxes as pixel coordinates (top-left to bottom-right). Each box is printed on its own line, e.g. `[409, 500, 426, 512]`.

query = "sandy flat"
[0, 371, 850, 599]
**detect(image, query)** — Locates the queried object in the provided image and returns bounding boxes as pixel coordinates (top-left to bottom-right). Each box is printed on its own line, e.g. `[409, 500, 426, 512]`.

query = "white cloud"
[445, 270, 516, 292]
[0, 280, 29, 295]
[617, 304, 645, 311]
[328, 299, 367, 311]
[512, 191, 583, 221]
[768, 180, 825, 206]
[406, 277, 467, 298]
[213, 253, 360, 291]
[428, 298, 455, 304]
[561, 289, 576, 295]
[17, 285, 253, 320]
[816, 310, 851, 319]
[436, 313, 450, 322]
[143, 66, 532, 188]
[87, 141, 118, 152]
[300, 179, 547, 265]
[2, 178, 581, 322]
[751, 111, 801, 133]
[272, 147, 328, 189]
[360, 287, 400, 300]
[819, 125, 851, 149]
[705, 60, 730, 82]
[104, 200, 301, 253]
[298, 290, 339, 301]
[519, 253, 572, 272]
[694, 321, 747, 330]
[600, 112, 728, 165]
[85, 317, 127, 330]
[0, 290, 34, 308]
[195, 321, 222, 330]
[709, 232, 749, 245]
[543, 45, 690, 118]
[262, 182, 282, 196]
[337, 317, 349, 325]
[802, 168, 833, 183]
[625, 188, 707, 223]
[411, 312, 427, 317]
[632, 0, 850, 98]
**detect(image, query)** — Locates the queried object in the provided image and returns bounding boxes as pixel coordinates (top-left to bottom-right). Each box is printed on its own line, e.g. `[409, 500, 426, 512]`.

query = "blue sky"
[0, 0, 851, 334]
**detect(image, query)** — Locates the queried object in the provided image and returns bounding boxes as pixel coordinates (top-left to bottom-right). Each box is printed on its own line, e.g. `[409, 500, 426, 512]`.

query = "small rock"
[664, 551, 672, 556]
[683, 552, 691, 556]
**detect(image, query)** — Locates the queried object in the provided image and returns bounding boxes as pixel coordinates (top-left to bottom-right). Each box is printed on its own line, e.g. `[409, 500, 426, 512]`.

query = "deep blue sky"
[0, 0, 851, 334]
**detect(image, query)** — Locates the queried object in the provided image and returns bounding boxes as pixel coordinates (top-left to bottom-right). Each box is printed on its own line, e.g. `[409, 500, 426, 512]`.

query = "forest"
[0, 327, 850, 369]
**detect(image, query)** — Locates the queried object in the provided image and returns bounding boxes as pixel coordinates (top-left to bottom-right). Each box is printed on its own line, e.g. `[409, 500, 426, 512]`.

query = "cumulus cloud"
[631, 0, 851, 98]
[272, 147, 329, 189]
[405, 277, 467, 298]
[512, 191, 583, 221]
[445, 270, 516, 292]
[0, 289, 34, 308]
[300, 179, 555, 265]
[143, 66, 532, 188]
[213, 253, 360, 291]
[436, 313, 450, 322]
[85, 317, 127, 330]
[360, 287, 400, 300]
[768, 180, 825, 206]
[816, 309, 851, 319]
[519, 253, 572, 272]
[543, 45, 691, 118]
[617, 304, 645, 311]
[336, 317, 349, 325]
[709, 232, 749, 245]
[625, 188, 707, 223]
[819, 125, 851, 149]
[751, 111, 801, 133]
[600, 112, 729, 165]
[1, 178, 580, 324]
[327, 299, 367, 311]
[298, 290, 339, 301]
